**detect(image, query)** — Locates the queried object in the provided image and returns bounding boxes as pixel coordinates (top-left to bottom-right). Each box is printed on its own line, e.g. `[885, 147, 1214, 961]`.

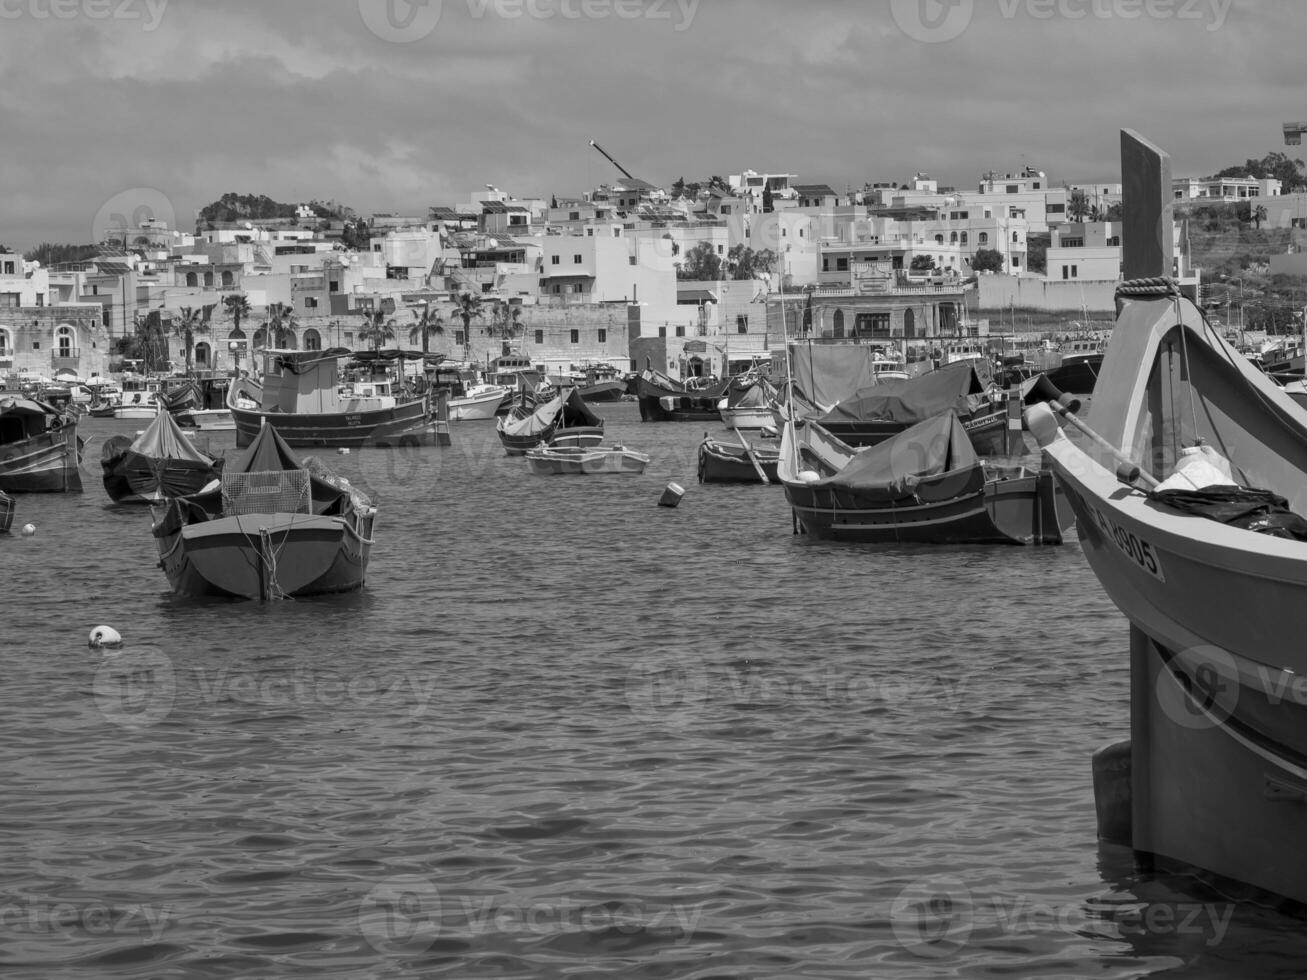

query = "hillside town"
[2, 160, 1304, 385]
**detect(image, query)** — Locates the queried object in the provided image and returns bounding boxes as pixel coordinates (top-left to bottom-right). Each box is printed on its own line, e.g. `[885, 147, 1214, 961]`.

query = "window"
[658, 326, 666, 338]
[822, 258, 829, 272]
[1062, 265, 1069, 280]
[1107, 236, 1120, 247]
[949, 232, 958, 243]
[978, 232, 988, 245]
[222, 271, 234, 287]
[551, 255, 560, 265]
[194, 342, 210, 366]
[586, 229, 594, 236]
[855, 313, 890, 337]
[613, 228, 621, 237]
[0, 327, 10, 356]
[960, 232, 968, 245]
[204, 272, 214, 288]
[570, 329, 579, 344]
[721, 205, 731, 214]
[329, 280, 339, 292]
[717, 245, 724, 254]
[1006, 184, 1019, 193]
[552, 285, 561, 294]
[304, 296, 318, 309]
[1012, 232, 1020, 242]
[573, 254, 582, 263]
[1047, 203, 1065, 214]
[597, 328, 606, 343]
[1, 261, 13, 274]
[675, 325, 685, 337]
[343, 331, 354, 345]
[629, 256, 637, 266]
[1061, 238, 1083, 248]
[455, 330, 465, 345]
[569, 211, 580, 220]
[303, 329, 321, 351]
[1071, 265, 1077, 278]
[91, 285, 98, 295]
[934, 235, 944, 245]
[836, 258, 849, 271]
[1011, 256, 1021, 267]
[736, 315, 748, 334]
[534, 329, 544, 344]
[186, 272, 197, 287]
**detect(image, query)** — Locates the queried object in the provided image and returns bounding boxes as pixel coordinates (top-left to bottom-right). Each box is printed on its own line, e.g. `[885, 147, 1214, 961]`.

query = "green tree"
[261, 302, 296, 348]
[1067, 189, 1091, 222]
[223, 293, 251, 336]
[970, 248, 1005, 273]
[761, 184, 774, 213]
[117, 308, 170, 372]
[910, 255, 936, 272]
[172, 305, 211, 374]
[407, 301, 444, 354]
[726, 245, 776, 280]
[452, 291, 484, 354]
[359, 306, 396, 352]
[677, 240, 722, 280]
[488, 302, 523, 354]
[1253, 204, 1268, 229]
[1105, 202, 1125, 222]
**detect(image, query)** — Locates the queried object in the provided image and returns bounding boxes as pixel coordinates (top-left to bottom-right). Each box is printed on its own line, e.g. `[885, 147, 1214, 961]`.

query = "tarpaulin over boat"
[499, 387, 601, 437]
[269, 348, 353, 374]
[789, 343, 890, 409]
[806, 410, 976, 495]
[232, 421, 310, 474]
[128, 409, 214, 463]
[1150, 486, 1307, 541]
[636, 370, 731, 400]
[820, 361, 988, 426]
[725, 377, 777, 408]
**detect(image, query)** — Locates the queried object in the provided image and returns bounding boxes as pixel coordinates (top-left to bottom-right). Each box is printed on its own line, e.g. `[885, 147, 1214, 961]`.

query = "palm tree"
[1253, 204, 1269, 230]
[359, 307, 396, 352]
[223, 293, 251, 337]
[263, 302, 297, 348]
[408, 301, 444, 354]
[489, 302, 523, 354]
[173, 305, 208, 375]
[452, 291, 484, 356]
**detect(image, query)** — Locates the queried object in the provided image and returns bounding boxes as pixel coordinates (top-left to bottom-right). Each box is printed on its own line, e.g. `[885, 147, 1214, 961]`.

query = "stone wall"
[0, 306, 113, 380]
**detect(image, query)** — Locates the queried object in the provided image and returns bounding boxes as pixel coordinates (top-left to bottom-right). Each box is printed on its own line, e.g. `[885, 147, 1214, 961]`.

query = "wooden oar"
[1041, 401, 1159, 489]
[734, 427, 770, 484]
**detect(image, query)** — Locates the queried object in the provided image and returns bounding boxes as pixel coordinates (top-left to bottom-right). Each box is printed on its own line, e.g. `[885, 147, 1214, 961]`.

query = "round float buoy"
[338, 448, 350, 455]
[20, 523, 35, 536]
[658, 482, 685, 508]
[88, 625, 123, 649]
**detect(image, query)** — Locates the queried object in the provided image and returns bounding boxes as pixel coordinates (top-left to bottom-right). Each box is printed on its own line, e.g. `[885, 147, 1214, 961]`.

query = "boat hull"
[230, 398, 439, 448]
[0, 490, 13, 531]
[114, 405, 162, 420]
[697, 440, 780, 484]
[155, 511, 373, 599]
[578, 380, 626, 403]
[785, 467, 1068, 544]
[176, 408, 235, 431]
[719, 407, 776, 430]
[0, 423, 82, 493]
[449, 389, 508, 422]
[525, 447, 649, 475]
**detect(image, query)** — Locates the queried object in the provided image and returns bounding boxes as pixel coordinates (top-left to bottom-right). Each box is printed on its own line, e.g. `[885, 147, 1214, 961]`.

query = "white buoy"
[20, 523, 35, 536]
[338, 447, 350, 455]
[658, 482, 685, 508]
[88, 625, 123, 649]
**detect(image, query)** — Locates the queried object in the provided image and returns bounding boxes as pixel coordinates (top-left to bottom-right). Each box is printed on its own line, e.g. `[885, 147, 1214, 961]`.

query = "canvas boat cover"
[819, 361, 988, 426]
[789, 344, 893, 410]
[268, 348, 352, 375]
[1150, 486, 1307, 541]
[725, 377, 777, 409]
[500, 388, 601, 437]
[637, 370, 731, 400]
[805, 410, 977, 495]
[128, 409, 213, 464]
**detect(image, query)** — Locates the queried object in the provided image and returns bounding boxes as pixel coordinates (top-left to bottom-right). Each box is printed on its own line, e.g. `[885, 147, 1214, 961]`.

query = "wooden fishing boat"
[0, 489, 13, 532]
[698, 435, 780, 484]
[448, 384, 511, 421]
[101, 409, 223, 504]
[170, 376, 235, 430]
[1026, 130, 1307, 906]
[496, 387, 604, 456]
[151, 422, 376, 600]
[816, 360, 1008, 454]
[0, 396, 83, 492]
[228, 348, 443, 448]
[524, 444, 649, 475]
[635, 370, 731, 422]
[718, 374, 779, 430]
[778, 409, 1069, 545]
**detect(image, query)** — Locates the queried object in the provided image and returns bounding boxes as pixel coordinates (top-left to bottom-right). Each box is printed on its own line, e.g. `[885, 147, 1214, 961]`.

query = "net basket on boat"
[220, 470, 311, 516]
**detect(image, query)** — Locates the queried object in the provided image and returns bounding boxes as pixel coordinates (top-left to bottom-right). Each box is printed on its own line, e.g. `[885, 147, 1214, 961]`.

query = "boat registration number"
[1089, 504, 1165, 582]
[345, 415, 362, 426]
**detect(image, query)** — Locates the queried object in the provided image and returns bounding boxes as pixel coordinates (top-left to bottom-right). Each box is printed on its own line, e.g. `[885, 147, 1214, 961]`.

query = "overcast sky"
[1, 0, 1299, 251]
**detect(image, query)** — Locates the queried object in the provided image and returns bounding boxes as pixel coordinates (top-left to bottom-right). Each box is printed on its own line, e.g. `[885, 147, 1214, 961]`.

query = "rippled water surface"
[4, 402, 1307, 978]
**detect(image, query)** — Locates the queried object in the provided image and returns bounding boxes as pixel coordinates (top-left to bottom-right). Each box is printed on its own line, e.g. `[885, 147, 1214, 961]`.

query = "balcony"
[51, 348, 80, 366]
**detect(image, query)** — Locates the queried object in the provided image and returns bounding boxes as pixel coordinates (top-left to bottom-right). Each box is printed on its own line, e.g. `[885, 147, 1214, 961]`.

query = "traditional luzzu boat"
[697, 434, 780, 485]
[0, 489, 14, 532]
[496, 387, 604, 456]
[778, 409, 1070, 545]
[717, 373, 778, 430]
[635, 370, 731, 422]
[815, 360, 1008, 455]
[100, 408, 223, 505]
[151, 421, 376, 600]
[0, 395, 83, 492]
[228, 348, 444, 448]
[1026, 130, 1307, 906]
[524, 444, 650, 476]
[448, 383, 512, 421]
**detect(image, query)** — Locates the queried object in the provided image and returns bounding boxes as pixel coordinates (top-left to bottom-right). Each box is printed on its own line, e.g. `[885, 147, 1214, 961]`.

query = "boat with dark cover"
[0, 396, 83, 492]
[635, 370, 731, 422]
[101, 409, 223, 504]
[496, 387, 604, 455]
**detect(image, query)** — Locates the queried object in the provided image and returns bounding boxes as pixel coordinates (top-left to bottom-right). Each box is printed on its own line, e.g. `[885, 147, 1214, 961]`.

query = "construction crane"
[1285, 122, 1307, 145]
[589, 140, 636, 181]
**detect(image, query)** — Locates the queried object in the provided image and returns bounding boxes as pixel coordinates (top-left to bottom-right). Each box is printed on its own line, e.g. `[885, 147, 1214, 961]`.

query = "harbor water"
[3, 401, 1307, 978]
